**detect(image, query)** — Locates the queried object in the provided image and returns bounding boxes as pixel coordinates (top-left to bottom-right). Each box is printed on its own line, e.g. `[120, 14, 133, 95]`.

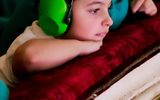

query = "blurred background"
[0, 0, 39, 56]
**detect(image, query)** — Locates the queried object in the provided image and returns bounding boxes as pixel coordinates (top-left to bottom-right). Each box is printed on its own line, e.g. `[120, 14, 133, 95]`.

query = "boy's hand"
[131, 0, 157, 16]
[79, 40, 103, 56]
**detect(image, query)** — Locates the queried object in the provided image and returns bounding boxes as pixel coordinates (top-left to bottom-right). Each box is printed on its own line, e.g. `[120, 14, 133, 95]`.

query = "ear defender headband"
[38, 0, 73, 37]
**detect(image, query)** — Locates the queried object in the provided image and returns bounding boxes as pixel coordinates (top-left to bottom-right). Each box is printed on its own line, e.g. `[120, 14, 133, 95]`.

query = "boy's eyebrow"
[87, 0, 111, 6]
[87, 1, 104, 6]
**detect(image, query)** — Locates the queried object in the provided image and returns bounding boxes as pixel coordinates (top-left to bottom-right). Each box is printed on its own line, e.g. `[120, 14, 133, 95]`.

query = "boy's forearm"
[13, 38, 99, 72]
[13, 39, 81, 72]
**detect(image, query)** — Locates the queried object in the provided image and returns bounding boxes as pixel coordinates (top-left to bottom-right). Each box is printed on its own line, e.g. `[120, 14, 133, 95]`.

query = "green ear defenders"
[38, 0, 73, 37]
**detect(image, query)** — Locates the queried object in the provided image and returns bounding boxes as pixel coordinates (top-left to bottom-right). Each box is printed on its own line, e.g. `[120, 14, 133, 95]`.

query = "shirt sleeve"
[6, 26, 36, 58]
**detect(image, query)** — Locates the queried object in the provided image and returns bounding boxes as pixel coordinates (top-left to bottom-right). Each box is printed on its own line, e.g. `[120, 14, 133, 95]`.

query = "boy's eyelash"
[89, 8, 100, 14]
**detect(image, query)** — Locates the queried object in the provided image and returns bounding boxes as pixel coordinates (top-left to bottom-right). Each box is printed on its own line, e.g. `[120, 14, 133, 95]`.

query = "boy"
[0, 0, 113, 85]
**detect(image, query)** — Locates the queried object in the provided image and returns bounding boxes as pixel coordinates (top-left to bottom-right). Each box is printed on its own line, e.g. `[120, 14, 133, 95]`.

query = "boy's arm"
[131, 0, 157, 16]
[12, 38, 102, 73]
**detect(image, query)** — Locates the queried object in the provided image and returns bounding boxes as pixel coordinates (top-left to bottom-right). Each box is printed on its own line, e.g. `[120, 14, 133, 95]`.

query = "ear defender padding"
[0, 80, 9, 100]
[109, 0, 129, 29]
[38, 0, 72, 37]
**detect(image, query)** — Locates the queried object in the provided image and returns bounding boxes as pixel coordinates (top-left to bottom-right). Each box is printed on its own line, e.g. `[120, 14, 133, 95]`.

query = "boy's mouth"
[95, 32, 107, 37]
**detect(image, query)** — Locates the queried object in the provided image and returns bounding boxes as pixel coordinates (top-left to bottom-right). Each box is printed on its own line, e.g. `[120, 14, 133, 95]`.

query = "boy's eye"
[89, 8, 100, 14]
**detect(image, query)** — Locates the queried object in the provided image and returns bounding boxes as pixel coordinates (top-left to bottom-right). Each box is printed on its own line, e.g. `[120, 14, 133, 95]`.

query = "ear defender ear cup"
[38, 0, 72, 37]
[0, 80, 9, 100]
[109, 0, 129, 29]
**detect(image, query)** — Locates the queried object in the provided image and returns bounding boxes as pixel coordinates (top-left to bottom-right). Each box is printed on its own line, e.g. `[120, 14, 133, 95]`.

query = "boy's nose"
[102, 15, 113, 27]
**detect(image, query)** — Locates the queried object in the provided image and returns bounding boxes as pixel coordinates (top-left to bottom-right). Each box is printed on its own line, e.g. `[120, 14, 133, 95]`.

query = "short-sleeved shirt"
[0, 21, 52, 86]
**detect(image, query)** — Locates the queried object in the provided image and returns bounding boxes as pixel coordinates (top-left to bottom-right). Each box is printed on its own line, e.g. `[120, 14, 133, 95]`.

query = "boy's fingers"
[146, 0, 158, 16]
[144, 7, 157, 16]
[138, 0, 157, 16]
[131, 0, 145, 13]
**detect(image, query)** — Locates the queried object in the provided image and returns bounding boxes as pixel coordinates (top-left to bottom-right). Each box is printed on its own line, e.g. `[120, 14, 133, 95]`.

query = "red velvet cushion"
[10, 2, 160, 100]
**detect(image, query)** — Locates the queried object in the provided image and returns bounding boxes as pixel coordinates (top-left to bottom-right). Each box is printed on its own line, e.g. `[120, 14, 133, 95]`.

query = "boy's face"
[65, 0, 113, 41]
